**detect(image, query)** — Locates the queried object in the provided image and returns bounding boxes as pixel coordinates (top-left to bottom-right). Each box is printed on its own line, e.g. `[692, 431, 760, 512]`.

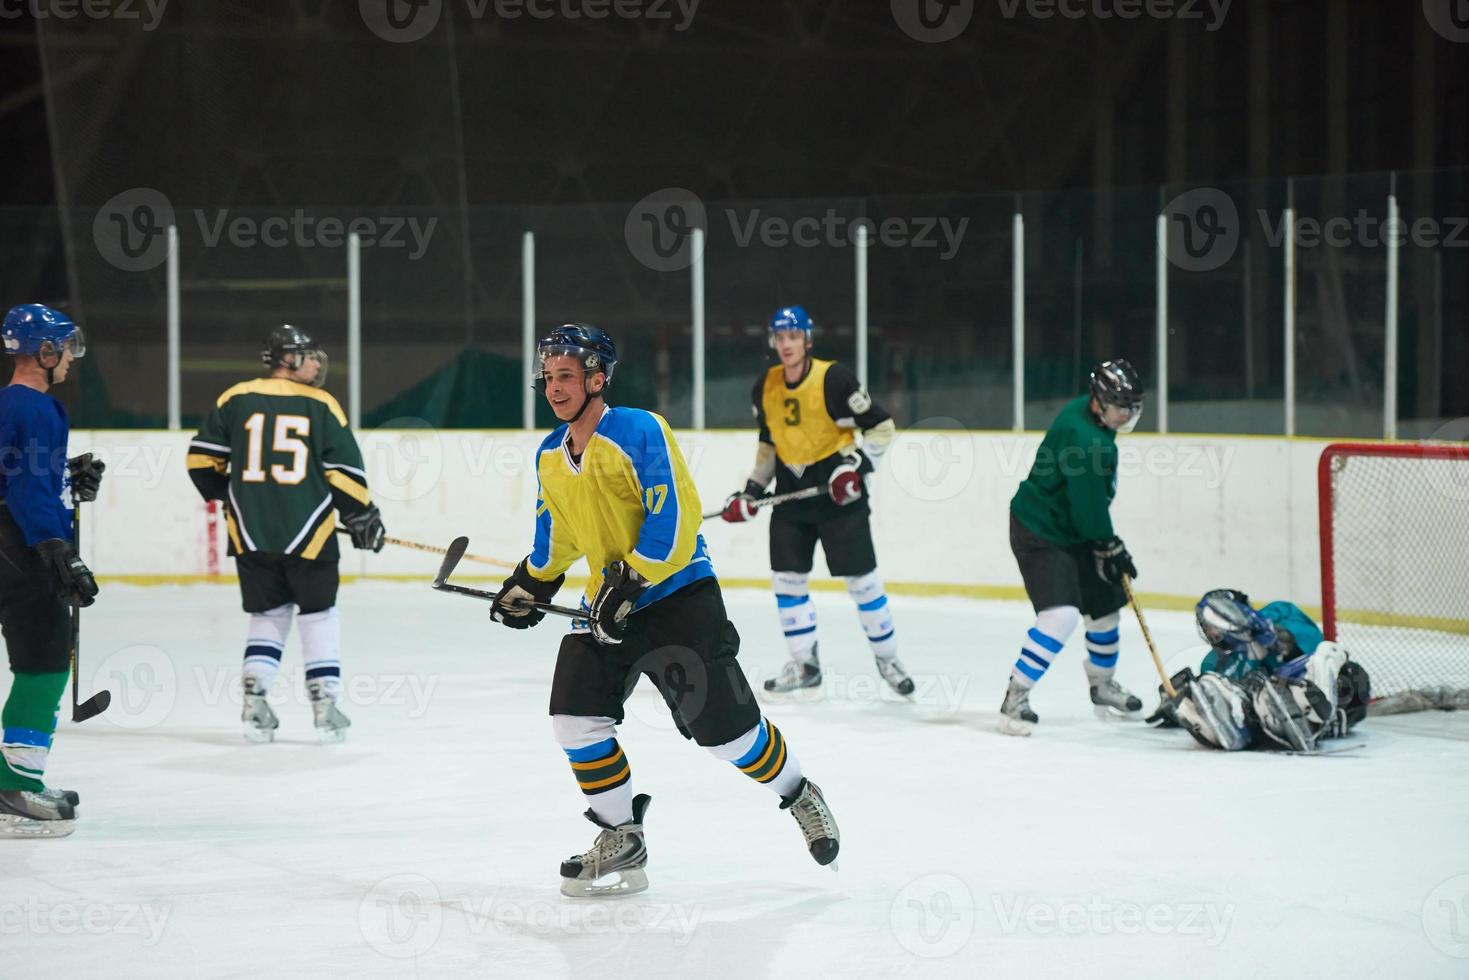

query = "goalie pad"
[1247, 674, 1323, 752]
[1174, 674, 1254, 751]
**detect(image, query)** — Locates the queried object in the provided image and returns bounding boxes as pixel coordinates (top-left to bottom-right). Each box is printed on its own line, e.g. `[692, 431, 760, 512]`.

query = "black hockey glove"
[491, 560, 565, 630]
[67, 453, 105, 503]
[1145, 667, 1196, 728]
[35, 538, 98, 608]
[588, 560, 646, 646]
[1092, 536, 1137, 585]
[342, 503, 386, 553]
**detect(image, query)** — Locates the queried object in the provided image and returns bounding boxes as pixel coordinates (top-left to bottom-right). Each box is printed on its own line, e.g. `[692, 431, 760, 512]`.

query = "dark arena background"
[0, 3, 1467, 978]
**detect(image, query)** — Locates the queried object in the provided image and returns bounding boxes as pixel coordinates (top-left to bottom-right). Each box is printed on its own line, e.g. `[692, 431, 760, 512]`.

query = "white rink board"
[68, 429, 1342, 606]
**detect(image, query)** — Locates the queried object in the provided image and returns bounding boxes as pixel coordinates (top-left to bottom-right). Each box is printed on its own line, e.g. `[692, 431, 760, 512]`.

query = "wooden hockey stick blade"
[433, 536, 470, 588]
[72, 689, 111, 723]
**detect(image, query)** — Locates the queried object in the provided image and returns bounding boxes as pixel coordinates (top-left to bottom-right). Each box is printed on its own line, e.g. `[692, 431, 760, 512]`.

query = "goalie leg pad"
[1175, 674, 1254, 750]
[1249, 676, 1316, 752]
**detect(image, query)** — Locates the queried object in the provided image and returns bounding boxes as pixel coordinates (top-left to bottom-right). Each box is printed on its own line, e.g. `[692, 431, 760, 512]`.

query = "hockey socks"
[1, 671, 67, 792]
[710, 718, 804, 799]
[773, 572, 817, 664]
[845, 571, 897, 660]
[299, 606, 343, 700]
[242, 604, 291, 694]
[554, 715, 634, 827]
[1010, 605, 1081, 689]
[1084, 612, 1121, 671]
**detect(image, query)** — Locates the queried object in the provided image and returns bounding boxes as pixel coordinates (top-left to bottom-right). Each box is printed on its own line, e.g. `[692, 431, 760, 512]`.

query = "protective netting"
[1321, 444, 1469, 714]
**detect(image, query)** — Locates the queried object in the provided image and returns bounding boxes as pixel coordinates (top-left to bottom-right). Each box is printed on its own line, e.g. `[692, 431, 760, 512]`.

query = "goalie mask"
[1195, 591, 1255, 653]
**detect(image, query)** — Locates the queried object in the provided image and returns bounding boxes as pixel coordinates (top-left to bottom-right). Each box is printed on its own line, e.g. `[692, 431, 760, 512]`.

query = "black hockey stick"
[700, 485, 824, 521]
[431, 536, 586, 620]
[70, 497, 110, 723]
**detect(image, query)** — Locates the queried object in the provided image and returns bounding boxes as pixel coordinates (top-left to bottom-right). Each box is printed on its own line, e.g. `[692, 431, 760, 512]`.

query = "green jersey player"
[187, 326, 385, 743]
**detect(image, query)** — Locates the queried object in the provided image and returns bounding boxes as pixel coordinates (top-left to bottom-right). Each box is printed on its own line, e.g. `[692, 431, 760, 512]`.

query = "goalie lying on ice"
[1147, 589, 1371, 752]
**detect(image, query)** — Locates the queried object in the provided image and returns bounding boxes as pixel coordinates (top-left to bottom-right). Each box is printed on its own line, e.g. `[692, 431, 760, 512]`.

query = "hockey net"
[1319, 442, 1469, 715]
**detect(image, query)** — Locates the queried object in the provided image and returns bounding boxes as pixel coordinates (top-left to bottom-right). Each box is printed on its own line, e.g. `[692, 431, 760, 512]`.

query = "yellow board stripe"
[325, 468, 371, 505]
[1336, 609, 1469, 637]
[570, 746, 623, 771]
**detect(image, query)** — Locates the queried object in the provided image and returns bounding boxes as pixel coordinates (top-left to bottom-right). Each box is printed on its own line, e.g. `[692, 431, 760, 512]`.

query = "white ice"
[2, 582, 1467, 979]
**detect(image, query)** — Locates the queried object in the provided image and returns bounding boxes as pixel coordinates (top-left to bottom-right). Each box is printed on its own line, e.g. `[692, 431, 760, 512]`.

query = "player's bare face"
[542, 355, 604, 422]
[772, 330, 809, 370]
[292, 353, 322, 385]
[1097, 401, 1134, 430]
[49, 348, 74, 384]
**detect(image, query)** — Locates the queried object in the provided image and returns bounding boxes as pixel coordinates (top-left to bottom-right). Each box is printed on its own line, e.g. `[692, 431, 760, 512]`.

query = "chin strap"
[566, 382, 605, 425]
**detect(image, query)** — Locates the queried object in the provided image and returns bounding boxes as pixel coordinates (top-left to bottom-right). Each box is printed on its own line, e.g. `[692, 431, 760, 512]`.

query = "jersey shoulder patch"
[847, 388, 872, 415]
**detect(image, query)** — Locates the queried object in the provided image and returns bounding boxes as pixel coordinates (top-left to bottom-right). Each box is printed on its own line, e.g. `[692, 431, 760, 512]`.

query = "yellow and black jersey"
[187, 378, 373, 560]
[528, 406, 713, 611]
[751, 359, 892, 518]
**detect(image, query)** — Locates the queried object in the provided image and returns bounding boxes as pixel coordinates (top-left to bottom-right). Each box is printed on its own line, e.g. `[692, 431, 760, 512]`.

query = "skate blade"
[1093, 705, 1142, 722]
[560, 868, 649, 898]
[997, 716, 1034, 737]
[242, 724, 276, 744]
[0, 814, 76, 839]
[316, 726, 348, 745]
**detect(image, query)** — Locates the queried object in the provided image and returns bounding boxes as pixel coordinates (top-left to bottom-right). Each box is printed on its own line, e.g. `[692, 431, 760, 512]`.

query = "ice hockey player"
[720, 305, 912, 697]
[490, 324, 839, 897]
[999, 358, 1146, 735]
[187, 325, 385, 744]
[1147, 589, 1371, 753]
[0, 304, 99, 837]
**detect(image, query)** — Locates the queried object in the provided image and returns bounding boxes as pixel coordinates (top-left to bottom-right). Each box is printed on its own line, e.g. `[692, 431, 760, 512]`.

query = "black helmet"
[262, 324, 328, 387]
[1090, 358, 1144, 408]
[535, 324, 618, 385]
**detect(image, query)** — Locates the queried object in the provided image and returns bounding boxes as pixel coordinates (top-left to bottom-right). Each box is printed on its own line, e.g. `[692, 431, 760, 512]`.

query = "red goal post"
[1318, 441, 1469, 714]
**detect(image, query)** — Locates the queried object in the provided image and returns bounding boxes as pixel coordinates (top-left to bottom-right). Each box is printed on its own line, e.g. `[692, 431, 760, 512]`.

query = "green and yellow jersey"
[187, 378, 373, 561]
[528, 406, 713, 611]
[1010, 395, 1118, 547]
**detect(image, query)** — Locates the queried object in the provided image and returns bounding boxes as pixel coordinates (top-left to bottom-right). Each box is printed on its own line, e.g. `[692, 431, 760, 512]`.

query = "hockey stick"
[336, 527, 515, 569]
[1123, 574, 1176, 698]
[69, 497, 110, 723]
[700, 485, 825, 521]
[431, 536, 586, 620]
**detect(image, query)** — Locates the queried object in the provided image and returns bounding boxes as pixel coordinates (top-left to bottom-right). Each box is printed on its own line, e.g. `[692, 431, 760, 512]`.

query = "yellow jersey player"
[720, 306, 911, 696]
[187, 325, 385, 744]
[489, 324, 839, 897]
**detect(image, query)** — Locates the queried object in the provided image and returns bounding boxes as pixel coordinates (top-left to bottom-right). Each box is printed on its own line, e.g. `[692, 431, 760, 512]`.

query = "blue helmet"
[768, 305, 813, 347]
[2, 304, 85, 360]
[536, 323, 618, 385]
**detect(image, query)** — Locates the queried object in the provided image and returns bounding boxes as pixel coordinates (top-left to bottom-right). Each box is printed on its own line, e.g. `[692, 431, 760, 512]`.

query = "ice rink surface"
[3, 582, 1467, 979]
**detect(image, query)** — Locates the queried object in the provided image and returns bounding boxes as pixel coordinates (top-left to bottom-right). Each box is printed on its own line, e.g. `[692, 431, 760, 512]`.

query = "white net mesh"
[1322, 444, 1469, 714]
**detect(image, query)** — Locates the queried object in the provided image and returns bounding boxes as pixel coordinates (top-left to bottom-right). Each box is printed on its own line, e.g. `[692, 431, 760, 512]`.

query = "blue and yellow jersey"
[528, 406, 714, 611]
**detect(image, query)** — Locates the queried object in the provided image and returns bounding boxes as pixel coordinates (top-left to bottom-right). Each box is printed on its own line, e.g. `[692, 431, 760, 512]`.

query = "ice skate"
[559, 794, 651, 898]
[307, 679, 351, 744]
[764, 646, 822, 693]
[780, 778, 840, 869]
[0, 789, 77, 839]
[242, 676, 279, 743]
[875, 655, 915, 697]
[1085, 662, 1143, 719]
[998, 679, 1038, 736]
[38, 787, 79, 807]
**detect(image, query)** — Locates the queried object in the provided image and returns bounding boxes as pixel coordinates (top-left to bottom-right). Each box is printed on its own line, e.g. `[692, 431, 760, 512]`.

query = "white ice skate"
[560, 794, 651, 898]
[242, 677, 279, 744]
[0, 789, 76, 839]
[307, 679, 351, 745]
[765, 647, 822, 693]
[1085, 662, 1143, 720]
[875, 655, 915, 697]
[997, 679, 1037, 736]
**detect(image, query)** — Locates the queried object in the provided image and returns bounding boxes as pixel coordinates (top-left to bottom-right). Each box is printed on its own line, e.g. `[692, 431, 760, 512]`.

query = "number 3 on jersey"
[241, 413, 311, 485]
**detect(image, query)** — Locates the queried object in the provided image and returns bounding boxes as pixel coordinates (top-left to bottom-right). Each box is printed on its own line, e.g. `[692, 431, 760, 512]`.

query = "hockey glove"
[1145, 667, 1196, 727]
[491, 560, 565, 630]
[827, 460, 864, 506]
[588, 561, 646, 646]
[1092, 536, 1137, 585]
[35, 538, 98, 608]
[721, 479, 767, 523]
[342, 503, 386, 553]
[67, 453, 105, 503]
